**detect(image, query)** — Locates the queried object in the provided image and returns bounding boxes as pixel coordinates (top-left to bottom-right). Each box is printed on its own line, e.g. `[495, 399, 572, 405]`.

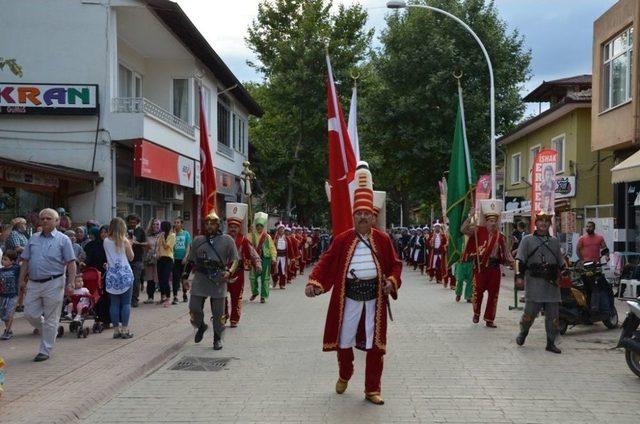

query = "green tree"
[246, 0, 372, 224]
[360, 0, 530, 223]
[0, 58, 23, 77]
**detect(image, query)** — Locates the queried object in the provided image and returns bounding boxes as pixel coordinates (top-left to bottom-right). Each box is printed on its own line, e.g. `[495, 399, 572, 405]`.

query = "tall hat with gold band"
[352, 161, 374, 214]
[373, 190, 387, 231]
[479, 199, 503, 225]
[254, 212, 269, 229]
[226, 203, 248, 234]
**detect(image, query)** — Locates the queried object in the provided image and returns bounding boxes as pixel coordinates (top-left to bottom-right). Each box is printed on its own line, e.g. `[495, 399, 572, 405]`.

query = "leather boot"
[335, 378, 348, 394]
[516, 330, 528, 346]
[365, 393, 384, 405]
[545, 339, 561, 354]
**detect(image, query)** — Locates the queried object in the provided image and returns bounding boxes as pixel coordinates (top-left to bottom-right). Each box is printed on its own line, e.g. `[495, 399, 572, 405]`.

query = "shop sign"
[0, 83, 98, 115]
[216, 170, 237, 195]
[531, 149, 557, 231]
[134, 140, 195, 188]
[3, 169, 59, 188]
[555, 176, 576, 199]
[505, 196, 526, 211]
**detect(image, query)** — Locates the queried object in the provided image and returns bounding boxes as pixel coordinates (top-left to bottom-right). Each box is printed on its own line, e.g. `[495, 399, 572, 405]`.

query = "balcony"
[112, 97, 195, 137]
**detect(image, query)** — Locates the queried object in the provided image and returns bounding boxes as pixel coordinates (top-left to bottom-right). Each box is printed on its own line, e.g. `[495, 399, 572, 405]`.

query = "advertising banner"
[133, 139, 195, 188]
[531, 149, 557, 230]
[0, 83, 98, 115]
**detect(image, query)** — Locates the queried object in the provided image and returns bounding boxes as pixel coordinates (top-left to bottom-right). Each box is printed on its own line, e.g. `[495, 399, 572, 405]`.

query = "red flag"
[326, 53, 357, 236]
[531, 149, 557, 233]
[199, 87, 216, 230]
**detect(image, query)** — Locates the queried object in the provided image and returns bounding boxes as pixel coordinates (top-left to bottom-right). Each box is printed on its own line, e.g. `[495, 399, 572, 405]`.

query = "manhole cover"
[169, 356, 232, 371]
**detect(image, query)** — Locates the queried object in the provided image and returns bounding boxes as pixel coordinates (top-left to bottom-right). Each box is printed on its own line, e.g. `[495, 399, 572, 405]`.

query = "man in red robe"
[427, 221, 449, 286]
[305, 165, 402, 406]
[461, 200, 513, 328]
[225, 203, 261, 328]
[294, 227, 306, 275]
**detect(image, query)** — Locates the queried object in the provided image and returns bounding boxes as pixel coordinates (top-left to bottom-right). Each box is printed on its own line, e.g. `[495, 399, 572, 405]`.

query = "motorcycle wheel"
[625, 349, 640, 378]
[558, 318, 568, 335]
[603, 307, 619, 329]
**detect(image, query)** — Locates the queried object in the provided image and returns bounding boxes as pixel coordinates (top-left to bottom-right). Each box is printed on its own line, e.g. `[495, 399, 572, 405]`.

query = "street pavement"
[79, 267, 640, 424]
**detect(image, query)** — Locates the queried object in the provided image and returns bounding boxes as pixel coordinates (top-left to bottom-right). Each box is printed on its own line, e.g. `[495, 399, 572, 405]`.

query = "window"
[118, 64, 142, 98]
[529, 144, 541, 181]
[603, 27, 633, 111]
[239, 119, 246, 154]
[232, 113, 238, 150]
[511, 153, 521, 184]
[552, 135, 565, 173]
[172, 78, 189, 122]
[202, 86, 212, 130]
[217, 96, 231, 147]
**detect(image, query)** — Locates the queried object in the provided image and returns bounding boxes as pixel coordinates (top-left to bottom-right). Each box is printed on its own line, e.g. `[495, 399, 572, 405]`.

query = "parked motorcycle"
[558, 261, 618, 334]
[616, 298, 640, 378]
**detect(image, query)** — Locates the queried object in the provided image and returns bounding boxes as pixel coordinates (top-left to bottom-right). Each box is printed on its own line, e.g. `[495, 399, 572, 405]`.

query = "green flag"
[446, 91, 476, 266]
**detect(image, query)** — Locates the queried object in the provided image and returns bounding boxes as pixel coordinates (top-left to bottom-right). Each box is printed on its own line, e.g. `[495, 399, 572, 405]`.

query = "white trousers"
[24, 276, 65, 356]
[339, 298, 376, 349]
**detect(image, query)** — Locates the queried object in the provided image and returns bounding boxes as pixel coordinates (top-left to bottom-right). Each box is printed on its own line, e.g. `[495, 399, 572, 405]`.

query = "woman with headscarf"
[143, 218, 161, 304]
[75, 226, 90, 249]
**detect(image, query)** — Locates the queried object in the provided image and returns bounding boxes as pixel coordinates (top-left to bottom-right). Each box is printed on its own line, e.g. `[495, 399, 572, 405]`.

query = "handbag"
[143, 236, 158, 266]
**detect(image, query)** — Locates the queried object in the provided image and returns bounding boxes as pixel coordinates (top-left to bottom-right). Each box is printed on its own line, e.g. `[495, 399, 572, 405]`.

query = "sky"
[175, 0, 619, 113]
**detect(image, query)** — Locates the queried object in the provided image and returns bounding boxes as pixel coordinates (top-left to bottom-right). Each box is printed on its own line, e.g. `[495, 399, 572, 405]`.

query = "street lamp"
[240, 161, 256, 226]
[386, 0, 497, 199]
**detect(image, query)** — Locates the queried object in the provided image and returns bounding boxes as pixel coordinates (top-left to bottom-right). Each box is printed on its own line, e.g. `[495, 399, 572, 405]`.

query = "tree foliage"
[360, 0, 531, 223]
[246, 0, 373, 224]
[0, 58, 23, 77]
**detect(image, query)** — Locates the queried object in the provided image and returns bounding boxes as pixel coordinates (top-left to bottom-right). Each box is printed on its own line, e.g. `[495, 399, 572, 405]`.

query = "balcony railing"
[112, 97, 195, 137]
[217, 142, 234, 159]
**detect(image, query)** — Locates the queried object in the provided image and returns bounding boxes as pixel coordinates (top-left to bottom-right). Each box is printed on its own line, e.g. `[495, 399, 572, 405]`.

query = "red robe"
[427, 232, 449, 273]
[307, 228, 402, 353]
[461, 226, 509, 270]
[273, 234, 296, 278]
[227, 234, 260, 324]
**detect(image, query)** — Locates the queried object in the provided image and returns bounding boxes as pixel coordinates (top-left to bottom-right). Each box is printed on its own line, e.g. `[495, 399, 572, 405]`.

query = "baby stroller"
[58, 267, 104, 338]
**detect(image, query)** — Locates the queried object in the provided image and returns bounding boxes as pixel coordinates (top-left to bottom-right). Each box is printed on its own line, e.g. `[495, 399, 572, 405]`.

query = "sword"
[349, 269, 393, 322]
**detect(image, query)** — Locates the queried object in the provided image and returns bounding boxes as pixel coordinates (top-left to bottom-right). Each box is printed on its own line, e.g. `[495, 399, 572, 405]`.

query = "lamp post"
[387, 0, 497, 200]
[240, 161, 256, 227]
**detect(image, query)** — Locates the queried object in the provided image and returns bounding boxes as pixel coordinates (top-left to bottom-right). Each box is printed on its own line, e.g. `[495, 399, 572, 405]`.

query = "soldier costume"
[249, 212, 277, 303]
[306, 164, 402, 406]
[515, 211, 563, 354]
[225, 203, 261, 327]
[462, 200, 513, 328]
[273, 225, 295, 288]
[427, 221, 448, 285]
[183, 212, 238, 350]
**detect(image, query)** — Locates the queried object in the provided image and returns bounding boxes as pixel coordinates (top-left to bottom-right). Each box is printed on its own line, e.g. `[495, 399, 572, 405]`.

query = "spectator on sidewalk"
[75, 226, 90, 249]
[143, 219, 160, 304]
[171, 217, 191, 304]
[126, 214, 147, 308]
[6, 217, 29, 253]
[577, 221, 609, 264]
[19, 208, 76, 362]
[0, 250, 20, 340]
[85, 226, 111, 327]
[104, 217, 135, 339]
[156, 221, 175, 307]
[65, 230, 86, 268]
[0, 224, 12, 254]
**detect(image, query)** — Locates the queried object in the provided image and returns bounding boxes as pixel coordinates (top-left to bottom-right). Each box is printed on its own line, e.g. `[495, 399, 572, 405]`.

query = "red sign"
[133, 139, 195, 188]
[531, 149, 557, 231]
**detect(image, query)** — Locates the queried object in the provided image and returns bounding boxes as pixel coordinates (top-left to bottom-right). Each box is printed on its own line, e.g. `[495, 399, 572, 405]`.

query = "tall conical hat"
[254, 212, 268, 228]
[373, 190, 387, 231]
[226, 203, 248, 233]
[480, 199, 503, 220]
[352, 163, 374, 214]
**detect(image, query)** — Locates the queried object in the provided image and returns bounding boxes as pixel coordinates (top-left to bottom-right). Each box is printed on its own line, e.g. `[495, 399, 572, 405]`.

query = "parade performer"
[427, 221, 448, 285]
[461, 200, 513, 328]
[411, 228, 426, 273]
[273, 225, 295, 289]
[249, 212, 277, 303]
[182, 212, 238, 350]
[453, 259, 474, 303]
[295, 227, 306, 274]
[285, 226, 299, 281]
[515, 210, 564, 354]
[305, 165, 402, 406]
[225, 203, 261, 327]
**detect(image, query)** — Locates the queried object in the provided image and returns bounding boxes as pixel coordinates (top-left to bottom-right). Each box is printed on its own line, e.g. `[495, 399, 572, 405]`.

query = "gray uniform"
[187, 233, 238, 341]
[516, 233, 563, 342]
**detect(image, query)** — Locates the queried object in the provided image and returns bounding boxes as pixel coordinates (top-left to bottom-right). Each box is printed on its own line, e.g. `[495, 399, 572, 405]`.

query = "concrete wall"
[592, 0, 639, 152]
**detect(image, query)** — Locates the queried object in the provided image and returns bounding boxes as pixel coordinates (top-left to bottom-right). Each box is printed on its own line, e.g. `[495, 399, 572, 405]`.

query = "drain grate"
[169, 356, 232, 371]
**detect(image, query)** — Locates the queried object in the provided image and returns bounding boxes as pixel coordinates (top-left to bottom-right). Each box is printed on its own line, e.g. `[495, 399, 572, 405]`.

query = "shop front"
[116, 139, 197, 233]
[0, 157, 102, 230]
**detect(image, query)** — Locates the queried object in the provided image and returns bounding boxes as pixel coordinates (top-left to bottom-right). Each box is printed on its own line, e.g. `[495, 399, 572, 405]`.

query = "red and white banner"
[133, 139, 195, 188]
[438, 177, 447, 225]
[474, 174, 491, 219]
[531, 149, 557, 231]
[326, 53, 357, 236]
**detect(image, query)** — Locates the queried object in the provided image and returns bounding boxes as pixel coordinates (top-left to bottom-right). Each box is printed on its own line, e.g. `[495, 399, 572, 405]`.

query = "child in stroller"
[59, 268, 103, 338]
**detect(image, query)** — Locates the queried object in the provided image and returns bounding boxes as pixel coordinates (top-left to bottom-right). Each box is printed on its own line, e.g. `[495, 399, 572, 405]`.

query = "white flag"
[347, 85, 361, 162]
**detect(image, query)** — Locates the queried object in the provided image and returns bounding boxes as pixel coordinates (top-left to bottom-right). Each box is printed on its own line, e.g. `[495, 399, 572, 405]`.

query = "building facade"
[0, 0, 261, 233]
[500, 76, 614, 254]
[592, 0, 640, 251]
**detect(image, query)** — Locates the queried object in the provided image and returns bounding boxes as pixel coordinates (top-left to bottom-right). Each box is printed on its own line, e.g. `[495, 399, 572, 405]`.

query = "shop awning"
[611, 150, 640, 184]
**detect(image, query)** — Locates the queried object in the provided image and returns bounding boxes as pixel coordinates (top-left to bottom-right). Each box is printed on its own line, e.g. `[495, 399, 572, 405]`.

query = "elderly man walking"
[18, 208, 76, 361]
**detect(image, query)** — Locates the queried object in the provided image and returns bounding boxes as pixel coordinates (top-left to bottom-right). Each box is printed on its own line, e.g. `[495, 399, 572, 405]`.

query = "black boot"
[213, 336, 223, 350]
[545, 339, 561, 354]
[516, 330, 528, 346]
[194, 323, 208, 343]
